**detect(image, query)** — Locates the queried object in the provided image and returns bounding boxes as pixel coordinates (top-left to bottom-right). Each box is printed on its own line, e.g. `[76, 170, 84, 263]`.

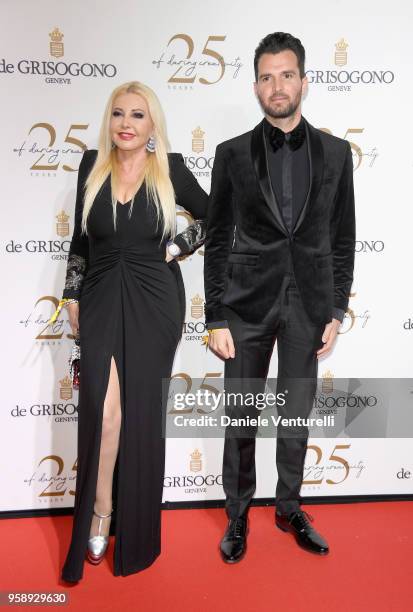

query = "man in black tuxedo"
[204, 32, 355, 563]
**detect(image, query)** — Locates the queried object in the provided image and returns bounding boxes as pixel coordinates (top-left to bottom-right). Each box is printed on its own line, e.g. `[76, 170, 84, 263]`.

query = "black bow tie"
[268, 121, 306, 152]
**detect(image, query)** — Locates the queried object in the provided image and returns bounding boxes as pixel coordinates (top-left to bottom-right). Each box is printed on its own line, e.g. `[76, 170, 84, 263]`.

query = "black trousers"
[223, 276, 325, 517]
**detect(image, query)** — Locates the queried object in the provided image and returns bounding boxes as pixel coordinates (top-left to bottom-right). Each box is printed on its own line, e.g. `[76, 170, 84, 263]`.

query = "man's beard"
[258, 91, 301, 119]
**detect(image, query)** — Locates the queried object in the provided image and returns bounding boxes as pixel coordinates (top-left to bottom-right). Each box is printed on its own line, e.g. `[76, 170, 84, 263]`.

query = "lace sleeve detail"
[173, 219, 206, 255]
[62, 254, 87, 299]
[60, 150, 95, 300]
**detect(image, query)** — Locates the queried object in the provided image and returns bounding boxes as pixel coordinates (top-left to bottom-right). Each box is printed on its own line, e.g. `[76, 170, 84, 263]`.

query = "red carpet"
[1, 503, 412, 611]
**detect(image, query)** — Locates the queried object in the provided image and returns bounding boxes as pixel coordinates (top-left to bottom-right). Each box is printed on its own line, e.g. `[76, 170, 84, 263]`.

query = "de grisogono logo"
[12, 372, 78, 423]
[0, 27, 117, 85]
[6, 209, 72, 260]
[163, 449, 223, 494]
[306, 38, 395, 92]
[12, 398, 78, 423]
[152, 33, 243, 91]
[182, 294, 208, 346]
[355, 240, 384, 254]
[184, 126, 215, 179]
[59, 374, 74, 402]
[314, 371, 379, 418]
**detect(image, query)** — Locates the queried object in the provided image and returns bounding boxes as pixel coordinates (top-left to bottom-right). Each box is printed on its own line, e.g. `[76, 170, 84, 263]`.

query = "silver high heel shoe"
[87, 507, 112, 565]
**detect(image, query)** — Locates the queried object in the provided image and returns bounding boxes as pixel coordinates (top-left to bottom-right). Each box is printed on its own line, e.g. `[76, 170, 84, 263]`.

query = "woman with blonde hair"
[59, 81, 207, 581]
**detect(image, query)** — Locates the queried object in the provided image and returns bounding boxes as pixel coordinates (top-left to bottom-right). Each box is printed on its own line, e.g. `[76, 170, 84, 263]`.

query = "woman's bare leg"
[89, 357, 122, 537]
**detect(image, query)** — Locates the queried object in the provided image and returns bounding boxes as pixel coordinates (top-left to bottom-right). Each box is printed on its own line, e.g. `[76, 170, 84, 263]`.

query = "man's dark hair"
[254, 32, 306, 80]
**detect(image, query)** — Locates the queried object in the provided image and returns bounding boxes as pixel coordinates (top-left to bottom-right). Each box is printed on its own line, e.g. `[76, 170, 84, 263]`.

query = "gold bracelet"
[48, 298, 77, 325]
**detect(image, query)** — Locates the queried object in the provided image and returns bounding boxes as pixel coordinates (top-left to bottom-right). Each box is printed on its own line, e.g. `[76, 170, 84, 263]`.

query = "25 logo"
[15, 122, 88, 172]
[303, 444, 352, 485]
[167, 34, 227, 85]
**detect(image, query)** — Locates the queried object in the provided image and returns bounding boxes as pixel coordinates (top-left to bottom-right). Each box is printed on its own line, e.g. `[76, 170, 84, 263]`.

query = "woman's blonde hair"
[81, 81, 176, 240]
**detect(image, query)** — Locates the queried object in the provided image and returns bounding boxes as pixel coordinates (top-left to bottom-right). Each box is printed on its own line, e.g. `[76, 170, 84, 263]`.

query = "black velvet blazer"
[204, 118, 356, 327]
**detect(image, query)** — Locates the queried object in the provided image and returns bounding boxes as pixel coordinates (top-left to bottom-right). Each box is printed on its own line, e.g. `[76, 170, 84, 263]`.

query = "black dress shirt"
[264, 117, 309, 236]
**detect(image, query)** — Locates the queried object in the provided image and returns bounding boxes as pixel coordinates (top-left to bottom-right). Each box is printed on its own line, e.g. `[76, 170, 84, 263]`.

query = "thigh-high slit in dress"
[60, 150, 207, 581]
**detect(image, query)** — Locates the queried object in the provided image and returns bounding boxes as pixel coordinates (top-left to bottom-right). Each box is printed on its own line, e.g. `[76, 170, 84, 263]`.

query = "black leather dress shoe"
[220, 516, 248, 563]
[276, 510, 329, 555]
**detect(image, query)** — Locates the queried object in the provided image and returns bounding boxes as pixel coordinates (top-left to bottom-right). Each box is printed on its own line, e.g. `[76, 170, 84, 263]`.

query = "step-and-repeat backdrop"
[1, 0, 412, 513]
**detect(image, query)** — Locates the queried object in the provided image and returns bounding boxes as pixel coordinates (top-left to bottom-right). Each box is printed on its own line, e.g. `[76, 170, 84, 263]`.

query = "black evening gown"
[61, 150, 207, 581]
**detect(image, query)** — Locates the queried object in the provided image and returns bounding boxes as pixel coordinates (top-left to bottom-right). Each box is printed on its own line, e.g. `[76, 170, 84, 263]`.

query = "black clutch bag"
[69, 337, 81, 390]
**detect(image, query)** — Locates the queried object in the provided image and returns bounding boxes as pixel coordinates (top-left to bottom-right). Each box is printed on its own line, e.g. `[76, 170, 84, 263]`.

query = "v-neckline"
[117, 199, 132, 206]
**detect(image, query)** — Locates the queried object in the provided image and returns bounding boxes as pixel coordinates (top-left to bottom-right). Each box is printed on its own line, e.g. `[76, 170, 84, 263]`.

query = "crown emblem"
[321, 370, 334, 394]
[190, 293, 204, 320]
[192, 127, 205, 139]
[334, 38, 349, 67]
[190, 448, 202, 472]
[49, 28, 64, 42]
[335, 38, 349, 51]
[49, 27, 64, 58]
[56, 209, 70, 237]
[59, 375, 73, 400]
[191, 126, 205, 154]
[56, 210, 69, 223]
